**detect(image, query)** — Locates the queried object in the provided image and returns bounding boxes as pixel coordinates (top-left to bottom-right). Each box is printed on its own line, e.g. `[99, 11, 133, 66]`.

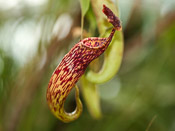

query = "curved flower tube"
[46, 4, 122, 122]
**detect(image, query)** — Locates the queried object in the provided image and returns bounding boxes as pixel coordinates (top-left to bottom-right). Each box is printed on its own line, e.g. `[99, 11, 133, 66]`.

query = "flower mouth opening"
[81, 37, 106, 49]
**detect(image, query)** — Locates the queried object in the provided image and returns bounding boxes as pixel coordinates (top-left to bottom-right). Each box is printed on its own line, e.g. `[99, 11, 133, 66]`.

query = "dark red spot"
[95, 42, 99, 46]
[65, 84, 70, 90]
[54, 90, 61, 99]
[60, 79, 66, 86]
[53, 107, 57, 111]
[55, 69, 61, 75]
[68, 76, 72, 81]
[62, 91, 65, 95]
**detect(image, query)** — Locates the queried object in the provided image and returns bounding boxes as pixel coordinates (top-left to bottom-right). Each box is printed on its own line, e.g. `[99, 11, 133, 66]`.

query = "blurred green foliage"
[0, 0, 175, 131]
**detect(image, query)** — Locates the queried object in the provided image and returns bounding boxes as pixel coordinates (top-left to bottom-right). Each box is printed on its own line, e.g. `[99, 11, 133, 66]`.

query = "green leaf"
[80, 0, 90, 39]
[80, 0, 90, 16]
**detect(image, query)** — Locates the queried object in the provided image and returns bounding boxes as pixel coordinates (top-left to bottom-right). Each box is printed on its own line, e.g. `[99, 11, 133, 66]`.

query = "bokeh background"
[0, 0, 175, 131]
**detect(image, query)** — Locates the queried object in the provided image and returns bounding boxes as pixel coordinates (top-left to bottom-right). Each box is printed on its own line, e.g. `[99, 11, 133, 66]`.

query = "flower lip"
[102, 4, 122, 31]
